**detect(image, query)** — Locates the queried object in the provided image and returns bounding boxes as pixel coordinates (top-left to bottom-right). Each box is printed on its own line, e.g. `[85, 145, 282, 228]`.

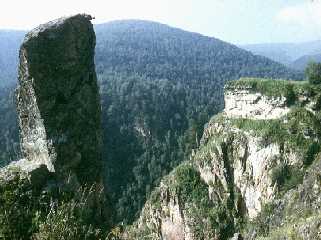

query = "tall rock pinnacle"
[16, 14, 102, 187]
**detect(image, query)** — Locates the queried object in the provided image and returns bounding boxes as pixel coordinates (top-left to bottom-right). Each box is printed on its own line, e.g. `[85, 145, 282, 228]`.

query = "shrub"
[33, 200, 103, 240]
[271, 164, 304, 193]
[0, 174, 45, 239]
[0, 172, 108, 240]
[305, 62, 321, 85]
[33, 185, 108, 240]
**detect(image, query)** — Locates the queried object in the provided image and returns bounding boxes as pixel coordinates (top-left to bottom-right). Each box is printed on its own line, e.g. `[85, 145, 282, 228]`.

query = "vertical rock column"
[16, 14, 103, 187]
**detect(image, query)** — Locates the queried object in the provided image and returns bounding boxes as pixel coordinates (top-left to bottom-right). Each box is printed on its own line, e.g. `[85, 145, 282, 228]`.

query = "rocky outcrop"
[0, 15, 108, 235]
[126, 78, 321, 239]
[224, 89, 291, 119]
[243, 154, 321, 240]
[197, 122, 278, 219]
[196, 112, 315, 219]
[124, 164, 231, 240]
[15, 14, 102, 187]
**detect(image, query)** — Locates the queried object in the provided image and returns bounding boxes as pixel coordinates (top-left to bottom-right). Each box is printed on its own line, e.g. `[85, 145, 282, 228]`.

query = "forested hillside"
[0, 31, 25, 87]
[0, 85, 20, 165]
[0, 20, 302, 224]
[94, 20, 301, 223]
[290, 53, 321, 71]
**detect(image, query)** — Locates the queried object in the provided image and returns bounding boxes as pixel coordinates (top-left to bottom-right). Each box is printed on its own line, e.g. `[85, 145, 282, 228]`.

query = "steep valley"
[125, 78, 321, 239]
[0, 20, 306, 228]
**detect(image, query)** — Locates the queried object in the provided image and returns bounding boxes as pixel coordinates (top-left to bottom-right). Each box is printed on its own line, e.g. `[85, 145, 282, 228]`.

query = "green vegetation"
[0, 21, 301, 226]
[230, 108, 321, 163]
[0, 86, 20, 167]
[305, 62, 321, 85]
[169, 164, 209, 203]
[0, 173, 44, 239]
[225, 78, 315, 105]
[244, 202, 277, 237]
[271, 164, 304, 193]
[139, 164, 236, 239]
[171, 164, 235, 239]
[94, 22, 300, 224]
[33, 197, 104, 240]
[230, 118, 284, 144]
[247, 154, 321, 239]
[225, 107, 321, 192]
[0, 172, 108, 240]
[227, 77, 321, 108]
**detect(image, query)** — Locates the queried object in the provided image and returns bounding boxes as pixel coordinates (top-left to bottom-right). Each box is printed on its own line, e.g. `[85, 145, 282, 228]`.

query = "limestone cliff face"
[224, 80, 316, 120]
[15, 14, 102, 186]
[197, 115, 305, 219]
[126, 78, 321, 240]
[224, 89, 290, 119]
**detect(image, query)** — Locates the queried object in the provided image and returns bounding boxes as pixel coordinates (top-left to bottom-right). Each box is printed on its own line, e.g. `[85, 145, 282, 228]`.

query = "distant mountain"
[241, 40, 321, 66]
[290, 53, 321, 71]
[0, 20, 302, 224]
[0, 31, 25, 87]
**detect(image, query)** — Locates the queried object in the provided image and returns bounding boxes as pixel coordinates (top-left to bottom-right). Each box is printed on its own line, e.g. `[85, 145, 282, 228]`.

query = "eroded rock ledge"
[224, 78, 317, 119]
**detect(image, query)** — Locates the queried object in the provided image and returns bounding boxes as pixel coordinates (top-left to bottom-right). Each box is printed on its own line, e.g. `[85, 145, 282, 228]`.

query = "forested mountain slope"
[0, 20, 302, 224]
[0, 85, 20, 165]
[94, 20, 302, 223]
[290, 53, 321, 71]
[0, 31, 25, 87]
[95, 20, 300, 82]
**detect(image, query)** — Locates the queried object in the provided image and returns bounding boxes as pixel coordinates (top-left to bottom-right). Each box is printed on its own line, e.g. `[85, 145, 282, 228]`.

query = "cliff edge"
[125, 78, 321, 240]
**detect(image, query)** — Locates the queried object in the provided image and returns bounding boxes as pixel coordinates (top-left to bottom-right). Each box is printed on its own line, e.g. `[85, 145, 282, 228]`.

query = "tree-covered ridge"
[0, 31, 25, 87]
[95, 20, 302, 84]
[95, 20, 302, 224]
[99, 71, 212, 224]
[0, 85, 20, 167]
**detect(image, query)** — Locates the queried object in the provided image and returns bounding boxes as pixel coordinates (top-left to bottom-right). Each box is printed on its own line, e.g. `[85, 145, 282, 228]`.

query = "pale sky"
[0, 0, 320, 44]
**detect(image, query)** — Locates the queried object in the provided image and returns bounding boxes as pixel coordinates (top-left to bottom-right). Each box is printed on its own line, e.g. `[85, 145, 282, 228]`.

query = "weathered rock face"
[198, 119, 281, 219]
[16, 14, 102, 186]
[224, 79, 317, 120]
[224, 89, 291, 120]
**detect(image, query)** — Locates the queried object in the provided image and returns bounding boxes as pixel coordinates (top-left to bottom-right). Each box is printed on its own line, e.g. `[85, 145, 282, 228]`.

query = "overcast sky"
[0, 0, 320, 44]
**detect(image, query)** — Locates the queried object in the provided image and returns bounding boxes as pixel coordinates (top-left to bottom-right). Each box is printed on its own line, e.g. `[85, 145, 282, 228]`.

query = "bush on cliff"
[306, 62, 321, 85]
[0, 171, 107, 240]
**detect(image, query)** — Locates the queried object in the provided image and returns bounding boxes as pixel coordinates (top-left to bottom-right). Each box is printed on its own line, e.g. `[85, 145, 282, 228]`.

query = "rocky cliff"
[125, 78, 321, 240]
[15, 14, 102, 187]
[0, 15, 107, 238]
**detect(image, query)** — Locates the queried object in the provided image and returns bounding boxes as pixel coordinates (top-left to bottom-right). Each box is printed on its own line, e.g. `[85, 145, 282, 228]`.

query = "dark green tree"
[306, 62, 321, 85]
